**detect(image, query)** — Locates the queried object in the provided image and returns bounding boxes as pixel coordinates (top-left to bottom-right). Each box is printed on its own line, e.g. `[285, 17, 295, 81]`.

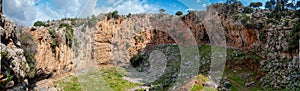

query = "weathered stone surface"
[0, 16, 30, 90]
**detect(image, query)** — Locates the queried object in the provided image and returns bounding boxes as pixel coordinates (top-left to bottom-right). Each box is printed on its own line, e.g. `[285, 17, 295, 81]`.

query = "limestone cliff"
[0, 15, 30, 90]
[0, 2, 299, 90]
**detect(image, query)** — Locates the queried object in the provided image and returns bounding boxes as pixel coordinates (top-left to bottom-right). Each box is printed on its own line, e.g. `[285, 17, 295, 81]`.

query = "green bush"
[288, 20, 300, 52]
[65, 28, 74, 47]
[245, 21, 255, 29]
[243, 7, 254, 14]
[175, 11, 183, 16]
[59, 23, 74, 47]
[233, 14, 243, 21]
[130, 54, 144, 68]
[48, 29, 61, 53]
[107, 11, 119, 20]
[87, 15, 97, 28]
[48, 29, 56, 39]
[71, 18, 77, 25]
[33, 21, 49, 27]
[18, 32, 37, 78]
[0, 74, 12, 89]
[127, 13, 132, 18]
[241, 14, 251, 24]
[159, 9, 166, 13]
[259, 30, 267, 42]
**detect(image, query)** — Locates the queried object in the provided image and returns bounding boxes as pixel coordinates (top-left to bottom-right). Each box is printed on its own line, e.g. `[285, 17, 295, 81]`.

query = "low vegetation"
[55, 67, 141, 91]
[48, 29, 61, 53]
[106, 11, 119, 20]
[288, 19, 300, 53]
[33, 21, 49, 27]
[18, 32, 37, 78]
[175, 11, 183, 16]
[59, 23, 74, 47]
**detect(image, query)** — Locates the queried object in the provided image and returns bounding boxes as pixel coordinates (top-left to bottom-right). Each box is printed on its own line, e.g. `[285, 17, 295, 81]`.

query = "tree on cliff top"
[159, 9, 166, 14]
[175, 11, 183, 16]
[33, 21, 49, 27]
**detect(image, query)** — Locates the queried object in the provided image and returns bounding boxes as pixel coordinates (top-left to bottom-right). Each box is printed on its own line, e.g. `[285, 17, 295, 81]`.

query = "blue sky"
[3, 0, 267, 26]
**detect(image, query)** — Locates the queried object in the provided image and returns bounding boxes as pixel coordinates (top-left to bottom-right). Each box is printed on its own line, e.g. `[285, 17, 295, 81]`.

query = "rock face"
[29, 27, 74, 77]
[1, 3, 299, 90]
[18, 25, 76, 90]
[90, 4, 299, 90]
[0, 16, 30, 90]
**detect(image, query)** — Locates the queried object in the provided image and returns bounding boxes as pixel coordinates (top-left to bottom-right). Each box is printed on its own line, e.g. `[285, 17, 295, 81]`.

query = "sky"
[3, 0, 267, 26]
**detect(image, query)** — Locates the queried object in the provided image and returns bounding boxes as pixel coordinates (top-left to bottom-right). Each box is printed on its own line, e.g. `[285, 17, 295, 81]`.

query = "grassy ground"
[55, 75, 82, 91]
[191, 75, 217, 91]
[55, 67, 141, 91]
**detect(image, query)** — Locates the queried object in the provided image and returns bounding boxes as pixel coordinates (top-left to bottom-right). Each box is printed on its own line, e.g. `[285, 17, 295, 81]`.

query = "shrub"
[175, 11, 183, 16]
[48, 29, 61, 53]
[59, 23, 72, 30]
[71, 18, 77, 25]
[107, 11, 119, 20]
[59, 23, 74, 47]
[65, 29, 74, 47]
[259, 30, 267, 42]
[127, 13, 132, 18]
[130, 54, 144, 68]
[233, 14, 243, 21]
[18, 32, 37, 78]
[87, 15, 97, 28]
[0, 74, 12, 89]
[33, 21, 49, 27]
[243, 7, 254, 14]
[249, 2, 262, 9]
[255, 21, 265, 29]
[288, 20, 300, 52]
[245, 21, 255, 29]
[293, 10, 300, 18]
[159, 9, 166, 13]
[241, 14, 251, 24]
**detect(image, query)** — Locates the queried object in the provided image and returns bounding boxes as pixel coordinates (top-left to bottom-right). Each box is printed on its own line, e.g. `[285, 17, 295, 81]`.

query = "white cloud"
[3, 0, 158, 26]
[94, 0, 158, 15]
[3, 0, 37, 25]
[202, 4, 207, 7]
[110, 0, 158, 15]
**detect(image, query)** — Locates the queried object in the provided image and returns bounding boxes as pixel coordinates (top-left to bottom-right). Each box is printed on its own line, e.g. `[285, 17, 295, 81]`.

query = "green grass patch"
[203, 87, 217, 91]
[55, 67, 141, 91]
[56, 75, 82, 91]
[99, 67, 142, 91]
[191, 85, 203, 91]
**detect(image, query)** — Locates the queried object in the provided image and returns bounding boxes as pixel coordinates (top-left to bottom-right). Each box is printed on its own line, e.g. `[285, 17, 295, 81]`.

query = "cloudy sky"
[3, 0, 267, 26]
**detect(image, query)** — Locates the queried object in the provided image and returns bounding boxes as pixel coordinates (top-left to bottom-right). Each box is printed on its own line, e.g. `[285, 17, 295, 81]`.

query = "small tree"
[257, 2, 263, 8]
[33, 21, 49, 27]
[159, 9, 166, 13]
[18, 32, 37, 78]
[175, 11, 183, 16]
[250, 2, 262, 9]
[127, 13, 132, 18]
[226, 0, 235, 4]
[33, 21, 43, 26]
[59, 23, 74, 47]
[296, 1, 300, 10]
[243, 6, 254, 13]
[112, 11, 119, 19]
[107, 11, 119, 20]
[265, 1, 273, 10]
